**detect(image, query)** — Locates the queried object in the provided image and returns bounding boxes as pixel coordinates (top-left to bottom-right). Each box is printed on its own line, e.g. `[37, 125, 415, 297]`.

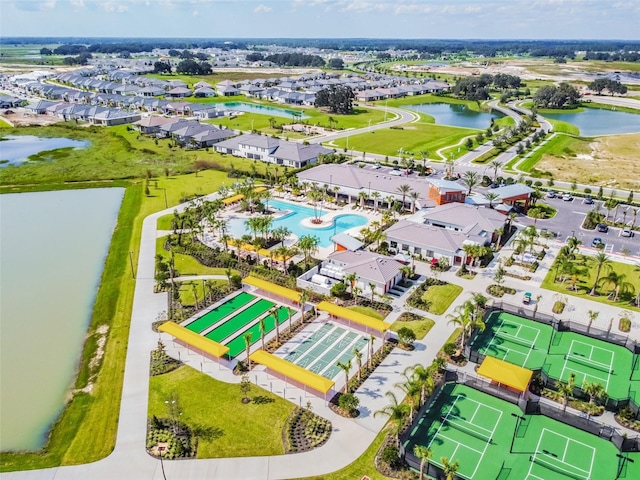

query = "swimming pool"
[226, 199, 368, 247]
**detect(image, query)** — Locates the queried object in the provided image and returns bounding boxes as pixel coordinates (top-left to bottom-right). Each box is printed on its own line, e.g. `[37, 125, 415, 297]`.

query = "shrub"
[381, 445, 400, 468]
[229, 274, 242, 290]
[443, 342, 457, 356]
[619, 316, 632, 332]
[397, 327, 416, 348]
[330, 281, 347, 298]
[338, 392, 359, 414]
[552, 301, 566, 314]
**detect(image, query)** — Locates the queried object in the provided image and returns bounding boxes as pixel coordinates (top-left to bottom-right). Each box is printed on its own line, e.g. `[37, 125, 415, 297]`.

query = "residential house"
[428, 179, 466, 205]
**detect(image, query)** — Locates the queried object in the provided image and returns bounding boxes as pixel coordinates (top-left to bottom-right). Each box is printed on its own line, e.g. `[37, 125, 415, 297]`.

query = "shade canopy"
[477, 356, 533, 393]
[159, 321, 230, 358]
[316, 301, 391, 333]
[243, 276, 301, 303]
[250, 350, 335, 394]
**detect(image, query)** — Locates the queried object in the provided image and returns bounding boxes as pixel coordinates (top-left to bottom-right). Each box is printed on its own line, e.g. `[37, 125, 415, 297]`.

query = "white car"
[562, 194, 573, 201]
[622, 227, 634, 237]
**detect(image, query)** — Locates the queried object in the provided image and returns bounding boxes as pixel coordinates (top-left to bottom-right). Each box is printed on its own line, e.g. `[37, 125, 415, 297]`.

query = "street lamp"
[509, 413, 527, 453]
[368, 119, 372, 132]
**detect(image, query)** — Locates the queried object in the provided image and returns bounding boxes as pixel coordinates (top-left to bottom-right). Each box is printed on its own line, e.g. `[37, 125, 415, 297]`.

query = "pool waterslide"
[184, 292, 255, 333]
[225, 306, 293, 358]
[204, 299, 275, 343]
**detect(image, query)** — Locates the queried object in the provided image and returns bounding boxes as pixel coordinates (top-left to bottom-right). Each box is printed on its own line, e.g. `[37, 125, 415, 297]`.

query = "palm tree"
[556, 373, 575, 412]
[353, 348, 363, 382]
[357, 191, 369, 209]
[368, 282, 377, 302]
[484, 192, 500, 208]
[371, 191, 381, 212]
[419, 150, 430, 169]
[409, 190, 420, 213]
[244, 332, 253, 369]
[414, 445, 432, 479]
[589, 253, 612, 296]
[344, 272, 357, 295]
[494, 226, 504, 248]
[297, 234, 319, 266]
[336, 359, 352, 393]
[245, 217, 261, 241]
[586, 310, 599, 330]
[462, 170, 479, 196]
[352, 286, 362, 304]
[599, 271, 635, 302]
[441, 457, 460, 480]
[259, 316, 267, 350]
[374, 391, 410, 447]
[489, 159, 503, 180]
[395, 374, 421, 420]
[582, 381, 607, 405]
[404, 364, 435, 407]
[298, 288, 310, 325]
[368, 334, 375, 369]
[397, 184, 412, 211]
[271, 306, 281, 345]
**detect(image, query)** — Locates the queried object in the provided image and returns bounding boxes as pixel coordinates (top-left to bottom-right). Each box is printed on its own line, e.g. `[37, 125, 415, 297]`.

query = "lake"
[0, 188, 124, 451]
[543, 108, 640, 136]
[404, 102, 502, 129]
[0, 135, 90, 165]
[218, 102, 309, 120]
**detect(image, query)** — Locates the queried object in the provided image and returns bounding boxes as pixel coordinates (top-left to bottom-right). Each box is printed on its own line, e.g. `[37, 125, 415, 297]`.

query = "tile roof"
[328, 250, 401, 284]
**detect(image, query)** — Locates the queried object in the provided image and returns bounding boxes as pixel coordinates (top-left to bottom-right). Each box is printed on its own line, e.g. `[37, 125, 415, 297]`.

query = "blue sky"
[1, 0, 638, 40]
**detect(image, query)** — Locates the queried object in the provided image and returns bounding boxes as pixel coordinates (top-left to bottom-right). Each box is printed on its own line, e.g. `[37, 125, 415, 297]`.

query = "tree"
[589, 253, 612, 296]
[338, 392, 359, 415]
[327, 57, 344, 69]
[259, 317, 267, 351]
[244, 332, 253, 369]
[374, 391, 410, 446]
[353, 348, 363, 382]
[314, 85, 354, 114]
[397, 184, 412, 211]
[336, 359, 352, 393]
[582, 381, 607, 405]
[240, 374, 251, 403]
[441, 457, 460, 480]
[599, 271, 635, 302]
[409, 190, 420, 214]
[462, 170, 479, 196]
[489, 160, 503, 181]
[556, 373, 575, 412]
[397, 327, 416, 349]
[414, 445, 432, 479]
[297, 234, 319, 266]
[484, 192, 500, 208]
[368, 282, 376, 302]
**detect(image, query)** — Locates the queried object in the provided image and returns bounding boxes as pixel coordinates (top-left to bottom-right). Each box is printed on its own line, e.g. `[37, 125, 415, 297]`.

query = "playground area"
[403, 383, 640, 480]
[470, 311, 640, 405]
[282, 322, 369, 380]
[182, 290, 295, 358]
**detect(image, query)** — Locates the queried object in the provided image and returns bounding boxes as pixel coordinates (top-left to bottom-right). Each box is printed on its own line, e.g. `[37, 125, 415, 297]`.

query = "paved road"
[587, 95, 640, 110]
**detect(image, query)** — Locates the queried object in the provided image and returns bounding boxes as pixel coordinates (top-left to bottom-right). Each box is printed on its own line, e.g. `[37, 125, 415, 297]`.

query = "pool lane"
[225, 306, 293, 358]
[185, 292, 255, 333]
[204, 299, 275, 343]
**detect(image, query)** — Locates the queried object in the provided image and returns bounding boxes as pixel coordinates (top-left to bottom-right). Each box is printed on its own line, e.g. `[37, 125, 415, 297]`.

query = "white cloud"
[69, 0, 84, 7]
[193, 9, 200, 16]
[254, 4, 272, 13]
[101, 1, 129, 13]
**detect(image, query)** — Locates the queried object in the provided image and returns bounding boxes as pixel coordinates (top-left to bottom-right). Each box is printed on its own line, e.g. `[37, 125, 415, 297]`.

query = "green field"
[149, 365, 294, 458]
[177, 279, 228, 307]
[519, 134, 591, 173]
[542, 254, 640, 312]
[348, 305, 385, 320]
[390, 316, 435, 340]
[155, 237, 232, 277]
[421, 283, 463, 315]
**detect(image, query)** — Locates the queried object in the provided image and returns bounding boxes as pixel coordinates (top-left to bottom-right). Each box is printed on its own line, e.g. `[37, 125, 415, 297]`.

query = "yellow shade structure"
[159, 321, 229, 358]
[316, 301, 391, 333]
[243, 276, 301, 303]
[476, 356, 533, 392]
[222, 187, 267, 205]
[250, 350, 335, 394]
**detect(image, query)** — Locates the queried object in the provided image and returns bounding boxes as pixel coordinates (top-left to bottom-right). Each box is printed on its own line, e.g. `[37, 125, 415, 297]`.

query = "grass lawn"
[149, 365, 294, 458]
[348, 305, 384, 320]
[157, 213, 174, 230]
[292, 429, 391, 480]
[155, 237, 232, 277]
[377, 94, 489, 113]
[390, 316, 435, 340]
[546, 118, 580, 135]
[177, 280, 227, 306]
[440, 328, 463, 351]
[522, 134, 590, 173]
[1, 169, 235, 471]
[0, 118, 12, 128]
[421, 283, 463, 315]
[542, 254, 640, 313]
[326, 122, 476, 158]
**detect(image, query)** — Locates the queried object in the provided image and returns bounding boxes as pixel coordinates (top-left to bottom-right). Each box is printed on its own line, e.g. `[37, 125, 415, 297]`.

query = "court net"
[441, 416, 492, 443]
[530, 454, 589, 480]
[495, 330, 535, 349]
[565, 353, 613, 374]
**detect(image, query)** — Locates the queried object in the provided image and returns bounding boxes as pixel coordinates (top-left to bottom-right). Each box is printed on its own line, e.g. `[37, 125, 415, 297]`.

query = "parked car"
[540, 228, 558, 238]
[597, 224, 609, 233]
[584, 196, 594, 204]
[591, 237, 605, 248]
[562, 194, 573, 201]
[622, 227, 634, 237]
[546, 191, 557, 198]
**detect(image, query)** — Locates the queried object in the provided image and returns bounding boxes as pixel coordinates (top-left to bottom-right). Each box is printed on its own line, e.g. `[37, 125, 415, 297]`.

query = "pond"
[0, 135, 90, 165]
[404, 102, 502, 129]
[0, 188, 124, 451]
[543, 108, 640, 136]
[218, 102, 309, 120]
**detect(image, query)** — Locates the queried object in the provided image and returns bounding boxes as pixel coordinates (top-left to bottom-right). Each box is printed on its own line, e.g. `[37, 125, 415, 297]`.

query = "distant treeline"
[5, 38, 640, 60]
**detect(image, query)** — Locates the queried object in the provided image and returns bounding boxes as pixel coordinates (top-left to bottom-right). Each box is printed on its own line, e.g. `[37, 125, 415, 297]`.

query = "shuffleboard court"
[204, 299, 274, 343]
[224, 306, 293, 357]
[184, 292, 255, 333]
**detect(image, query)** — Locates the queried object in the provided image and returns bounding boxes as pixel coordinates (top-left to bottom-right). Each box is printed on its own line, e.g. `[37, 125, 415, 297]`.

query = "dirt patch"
[1, 108, 64, 126]
[536, 134, 640, 190]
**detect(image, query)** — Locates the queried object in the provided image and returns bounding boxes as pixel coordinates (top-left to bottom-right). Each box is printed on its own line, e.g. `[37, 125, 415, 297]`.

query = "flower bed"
[284, 406, 332, 453]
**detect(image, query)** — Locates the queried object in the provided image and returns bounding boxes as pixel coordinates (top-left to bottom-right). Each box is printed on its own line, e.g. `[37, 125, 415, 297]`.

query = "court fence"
[400, 369, 640, 476]
[467, 303, 640, 418]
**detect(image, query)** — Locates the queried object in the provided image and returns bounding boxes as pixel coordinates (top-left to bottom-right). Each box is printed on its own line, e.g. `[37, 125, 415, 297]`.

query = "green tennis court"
[283, 322, 368, 380]
[204, 298, 275, 343]
[546, 331, 634, 402]
[184, 292, 255, 333]
[404, 384, 640, 480]
[470, 311, 553, 370]
[224, 306, 294, 357]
